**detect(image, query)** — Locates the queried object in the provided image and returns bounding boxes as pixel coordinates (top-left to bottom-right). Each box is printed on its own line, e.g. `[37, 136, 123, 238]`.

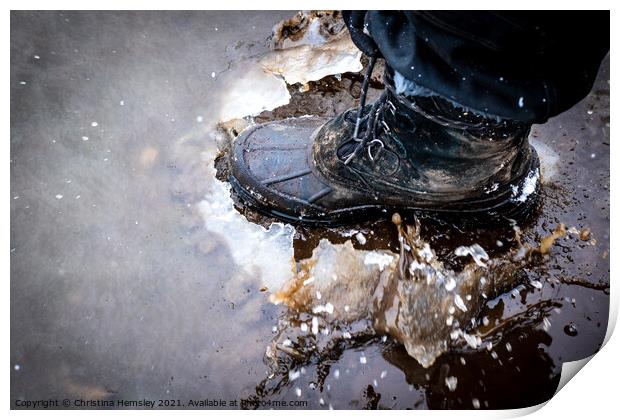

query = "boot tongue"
[336, 140, 358, 161]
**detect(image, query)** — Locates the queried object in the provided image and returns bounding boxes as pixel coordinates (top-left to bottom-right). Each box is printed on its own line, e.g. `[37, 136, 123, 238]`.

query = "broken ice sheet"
[270, 11, 346, 50]
[259, 32, 362, 86]
[217, 13, 362, 124]
[270, 239, 393, 322]
[268, 216, 571, 368]
[197, 156, 295, 291]
[263, 11, 362, 85]
[217, 63, 291, 122]
[530, 138, 559, 181]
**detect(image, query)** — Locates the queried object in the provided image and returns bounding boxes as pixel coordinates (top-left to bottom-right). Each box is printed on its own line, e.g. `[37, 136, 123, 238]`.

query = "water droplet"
[564, 322, 578, 337]
[445, 376, 458, 391]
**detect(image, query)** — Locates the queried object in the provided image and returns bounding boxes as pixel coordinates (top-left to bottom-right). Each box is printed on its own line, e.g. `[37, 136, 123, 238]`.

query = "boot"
[228, 60, 540, 226]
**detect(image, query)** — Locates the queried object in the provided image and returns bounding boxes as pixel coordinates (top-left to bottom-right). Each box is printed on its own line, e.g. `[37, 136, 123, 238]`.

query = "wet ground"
[11, 11, 609, 410]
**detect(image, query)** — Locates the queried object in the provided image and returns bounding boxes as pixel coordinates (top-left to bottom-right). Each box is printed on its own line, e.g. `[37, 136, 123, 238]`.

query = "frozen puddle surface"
[198, 155, 296, 290]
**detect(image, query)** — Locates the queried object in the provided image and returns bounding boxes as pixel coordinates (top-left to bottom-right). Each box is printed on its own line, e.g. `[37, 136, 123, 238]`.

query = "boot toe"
[229, 116, 337, 223]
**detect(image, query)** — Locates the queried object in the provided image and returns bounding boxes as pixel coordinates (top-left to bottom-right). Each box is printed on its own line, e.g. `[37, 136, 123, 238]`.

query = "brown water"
[11, 11, 609, 410]
[268, 215, 574, 369]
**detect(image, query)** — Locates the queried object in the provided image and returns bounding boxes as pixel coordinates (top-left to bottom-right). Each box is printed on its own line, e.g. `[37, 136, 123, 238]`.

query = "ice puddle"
[198, 11, 569, 369]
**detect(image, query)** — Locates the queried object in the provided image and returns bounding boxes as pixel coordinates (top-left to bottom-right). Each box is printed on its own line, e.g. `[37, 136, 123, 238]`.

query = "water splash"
[269, 214, 568, 368]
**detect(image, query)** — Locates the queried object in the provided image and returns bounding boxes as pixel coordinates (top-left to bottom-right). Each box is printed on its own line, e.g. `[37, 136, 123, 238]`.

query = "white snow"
[363, 251, 394, 271]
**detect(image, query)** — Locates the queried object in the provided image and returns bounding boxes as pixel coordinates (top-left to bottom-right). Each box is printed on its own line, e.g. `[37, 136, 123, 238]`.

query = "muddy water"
[11, 11, 609, 410]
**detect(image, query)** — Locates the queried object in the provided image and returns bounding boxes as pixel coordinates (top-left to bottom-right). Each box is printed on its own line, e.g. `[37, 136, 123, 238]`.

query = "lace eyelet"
[368, 139, 385, 162]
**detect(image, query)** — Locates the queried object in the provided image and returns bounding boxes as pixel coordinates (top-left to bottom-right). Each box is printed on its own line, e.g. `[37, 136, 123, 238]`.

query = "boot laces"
[341, 55, 396, 165]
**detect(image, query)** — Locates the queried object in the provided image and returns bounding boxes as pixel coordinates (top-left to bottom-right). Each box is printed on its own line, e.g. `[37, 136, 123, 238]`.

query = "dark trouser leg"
[343, 11, 609, 124]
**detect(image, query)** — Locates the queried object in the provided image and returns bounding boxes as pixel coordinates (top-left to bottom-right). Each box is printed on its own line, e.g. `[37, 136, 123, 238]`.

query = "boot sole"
[228, 157, 541, 228]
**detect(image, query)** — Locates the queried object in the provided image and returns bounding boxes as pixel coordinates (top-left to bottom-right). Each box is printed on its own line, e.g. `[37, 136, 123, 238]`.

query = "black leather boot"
[229, 60, 540, 226]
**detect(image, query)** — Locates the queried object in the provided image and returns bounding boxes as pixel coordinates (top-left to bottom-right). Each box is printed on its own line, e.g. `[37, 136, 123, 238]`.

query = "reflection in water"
[247, 289, 561, 409]
[383, 316, 559, 409]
